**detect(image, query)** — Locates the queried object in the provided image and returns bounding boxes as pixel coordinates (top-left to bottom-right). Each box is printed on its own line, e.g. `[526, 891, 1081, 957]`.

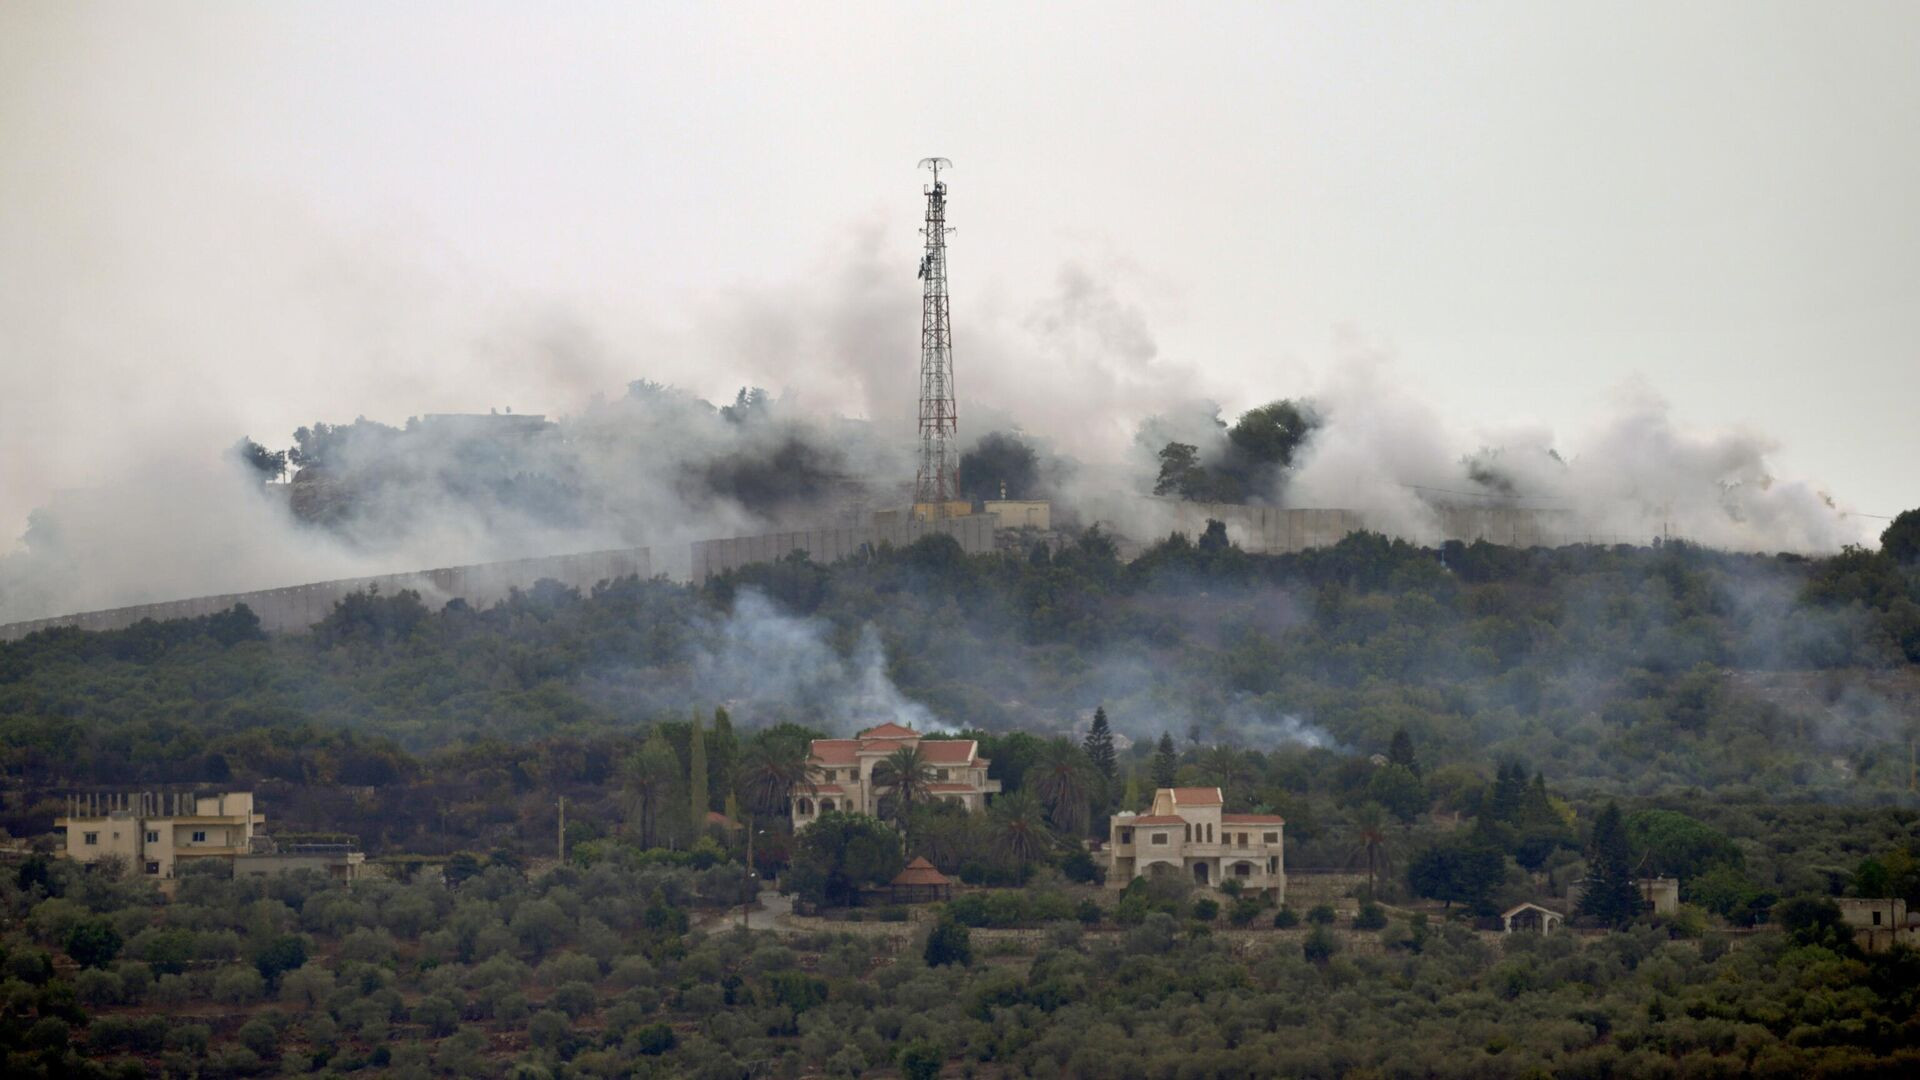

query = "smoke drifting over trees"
[0, 217, 1879, 625]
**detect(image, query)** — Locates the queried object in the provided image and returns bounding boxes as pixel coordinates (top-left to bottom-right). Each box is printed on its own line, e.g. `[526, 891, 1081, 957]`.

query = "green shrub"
[1306, 903, 1337, 925]
[1191, 897, 1221, 921]
[1273, 907, 1300, 929]
[210, 964, 265, 1005]
[1230, 897, 1264, 927]
[63, 919, 123, 969]
[236, 1018, 279, 1059]
[550, 980, 598, 1019]
[527, 1009, 570, 1050]
[633, 1022, 676, 1055]
[901, 1040, 945, 1080]
[411, 995, 461, 1037]
[1353, 902, 1387, 930]
[252, 934, 309, 984]
[1303, 925, 1339, 964]
[925, 919, 973, 968]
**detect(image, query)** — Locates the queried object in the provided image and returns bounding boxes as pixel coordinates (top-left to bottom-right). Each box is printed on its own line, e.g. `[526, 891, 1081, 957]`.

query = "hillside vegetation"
[3, 524, 1920, 1075]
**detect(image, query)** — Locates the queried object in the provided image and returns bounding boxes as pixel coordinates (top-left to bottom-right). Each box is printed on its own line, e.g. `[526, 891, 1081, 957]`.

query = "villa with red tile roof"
[1107, 786, 1286, 898]
[791, 722, 1001, 829]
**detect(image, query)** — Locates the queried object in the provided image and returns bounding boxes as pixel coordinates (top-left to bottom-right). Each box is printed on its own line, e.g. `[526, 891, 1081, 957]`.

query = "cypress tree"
[1152, 732, 1179, 790]
[689, 712, 709, 827]
[1579, 802, 1640, 927]
[1489, 761, 1527, 823]
[1388, 727, 1419, 776]
[709, 707, 738, 810]
[1084, 707, 1117, 783]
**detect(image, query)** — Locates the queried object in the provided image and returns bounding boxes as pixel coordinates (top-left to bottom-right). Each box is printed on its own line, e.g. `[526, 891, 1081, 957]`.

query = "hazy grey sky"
[3, 1, 1916, 542]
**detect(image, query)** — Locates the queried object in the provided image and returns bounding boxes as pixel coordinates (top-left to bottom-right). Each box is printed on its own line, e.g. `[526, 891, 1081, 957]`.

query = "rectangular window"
[146, 831, 159, 844]
[1150, 833, 1167, 845]
[83, 832, 98, 845]
[1119, 828, 1133, 844]
[937, 769, 949, 780]
[1264, 832, 1279, 844]
[1873, 911, 1883, 926]
[191, 831, 207, 843]
[145, 861, 160, 875]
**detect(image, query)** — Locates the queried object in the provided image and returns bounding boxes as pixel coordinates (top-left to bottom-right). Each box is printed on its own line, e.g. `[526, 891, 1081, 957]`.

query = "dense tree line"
[6, 848, 1920, 1078]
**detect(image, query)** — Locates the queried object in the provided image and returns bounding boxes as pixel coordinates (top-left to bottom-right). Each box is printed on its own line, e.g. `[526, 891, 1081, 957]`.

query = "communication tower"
[912, 157, 961, 518]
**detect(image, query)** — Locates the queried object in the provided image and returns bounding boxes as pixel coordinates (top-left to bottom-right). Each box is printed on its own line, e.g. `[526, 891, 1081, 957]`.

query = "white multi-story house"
[57, 791, 261, 879]
[791, 722, 1001, 828]
[1107, 786, 1286, 898]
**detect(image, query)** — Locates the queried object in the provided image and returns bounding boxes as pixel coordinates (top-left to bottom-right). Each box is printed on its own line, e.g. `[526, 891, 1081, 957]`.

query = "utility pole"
[912, 157, 957, 517]
[742, 817, 754, 931]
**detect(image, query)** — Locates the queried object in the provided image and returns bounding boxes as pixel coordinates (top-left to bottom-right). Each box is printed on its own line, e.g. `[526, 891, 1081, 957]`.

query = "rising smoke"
[1281, 342, 1866, 552]
[691, 590, 942, 736]
[0, 195, 1873, 625]
[0, 299, 1874, 624]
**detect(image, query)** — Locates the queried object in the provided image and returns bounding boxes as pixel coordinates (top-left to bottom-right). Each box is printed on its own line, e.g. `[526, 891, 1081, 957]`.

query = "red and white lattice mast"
[912, 157, 957, 514]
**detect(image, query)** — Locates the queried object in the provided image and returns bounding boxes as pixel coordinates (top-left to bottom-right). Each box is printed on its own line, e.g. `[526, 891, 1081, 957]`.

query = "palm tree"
[736, 739, 818, 822]
[914, 804, 973, 873]
[990, 790, 1054, 873]
[871, 744, 935, 832]
[1348, 802, 1393, 898]
[1031, 740, 1093, 837]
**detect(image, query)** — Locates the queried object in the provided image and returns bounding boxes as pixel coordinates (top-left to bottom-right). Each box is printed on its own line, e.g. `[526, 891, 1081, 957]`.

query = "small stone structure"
[1501, 902, 1564, 934]
[1838, 897, 1919, 953]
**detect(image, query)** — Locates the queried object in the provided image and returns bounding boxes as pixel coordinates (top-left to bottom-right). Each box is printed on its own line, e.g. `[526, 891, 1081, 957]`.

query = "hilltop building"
[55, 791, 362, 881]
[791, 723, 1000, 829]
[1107, 787, 1286, 897]
[1839, 897, 1920, 953]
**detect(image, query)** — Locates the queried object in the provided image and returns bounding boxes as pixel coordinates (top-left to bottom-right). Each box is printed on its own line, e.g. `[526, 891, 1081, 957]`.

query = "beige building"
[983, 500, 1051, 530]
[792, 722, 1001, 828]
[234, 841, 366, 883]
[57, 791, 261, 879]
[1639, 876, 1680, 916]
[1839, 897, 1918, 953]
[1108, 787, 1286, 897]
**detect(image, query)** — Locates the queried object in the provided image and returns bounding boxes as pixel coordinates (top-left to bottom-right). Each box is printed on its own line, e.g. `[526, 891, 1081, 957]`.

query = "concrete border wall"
[0, 546, 651, 642]
[1155, 502, 1592, 554]
[691, 514, 996, 580]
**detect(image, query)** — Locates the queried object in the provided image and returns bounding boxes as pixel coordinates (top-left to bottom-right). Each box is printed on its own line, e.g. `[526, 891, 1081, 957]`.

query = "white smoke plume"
[1280, 339, 1870, 551]
[0, 222, 1874, 625]
[692, 590, 940, 735]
